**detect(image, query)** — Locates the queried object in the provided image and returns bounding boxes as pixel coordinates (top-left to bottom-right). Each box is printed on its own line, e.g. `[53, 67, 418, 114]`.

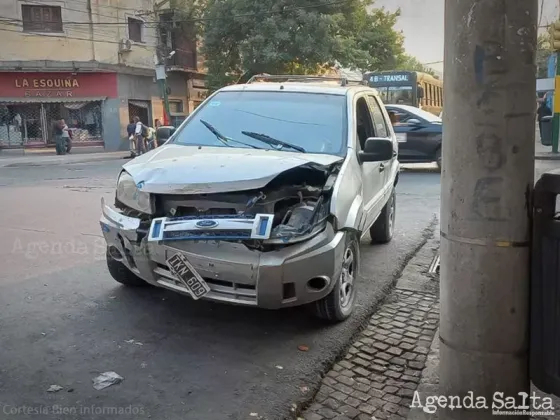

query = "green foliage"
[199, 0, 407, 90]
[396, 54, 437, 77]
[537, 33, 550, 79]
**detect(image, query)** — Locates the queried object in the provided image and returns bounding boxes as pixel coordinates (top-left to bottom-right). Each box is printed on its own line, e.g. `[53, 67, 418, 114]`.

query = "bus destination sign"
[369, 73, 410, 83]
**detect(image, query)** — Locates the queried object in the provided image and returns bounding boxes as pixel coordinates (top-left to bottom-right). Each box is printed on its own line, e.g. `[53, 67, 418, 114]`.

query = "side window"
[392, 110, 411, 123]
[367, 95, 389, 138]
[355, 97, 375, 150]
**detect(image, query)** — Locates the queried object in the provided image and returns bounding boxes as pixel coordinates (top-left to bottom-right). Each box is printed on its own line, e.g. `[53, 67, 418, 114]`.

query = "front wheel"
[312, 234, 359, 323]
[370, 188, 396, 244]
[106, 250, 147, 287]
[435, 148, 442, 171]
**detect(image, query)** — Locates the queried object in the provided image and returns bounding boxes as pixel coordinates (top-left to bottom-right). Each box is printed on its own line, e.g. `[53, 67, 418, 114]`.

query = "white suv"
[100, 75, 400, 322]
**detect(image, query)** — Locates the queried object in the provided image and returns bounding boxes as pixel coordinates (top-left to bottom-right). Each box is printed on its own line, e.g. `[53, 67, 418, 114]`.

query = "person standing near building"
[133, 116, 147, 156]
[127, 118, 136, 157]
[537, 95, 552, 142]
[61, 119, 71, 154]
[53, 119, 65, 155]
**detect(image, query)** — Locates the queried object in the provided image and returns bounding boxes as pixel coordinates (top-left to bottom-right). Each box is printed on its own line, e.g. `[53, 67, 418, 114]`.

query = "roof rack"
[246, 74, 368, 86]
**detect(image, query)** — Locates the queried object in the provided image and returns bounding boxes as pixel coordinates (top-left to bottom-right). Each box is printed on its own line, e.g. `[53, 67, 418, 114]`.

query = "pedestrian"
[53, 119, 65, 155]
[537, 96, 552, 142]
[133, 116, 148, 156]
[126, 118, 136, 157]
[61, 119, 72, 154]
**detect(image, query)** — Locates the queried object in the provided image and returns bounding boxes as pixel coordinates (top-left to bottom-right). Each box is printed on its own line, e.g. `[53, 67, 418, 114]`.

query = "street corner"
[299, 240, 440, 420]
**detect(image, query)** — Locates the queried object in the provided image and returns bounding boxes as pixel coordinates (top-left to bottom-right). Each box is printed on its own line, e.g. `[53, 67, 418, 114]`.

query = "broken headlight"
[116, 171, 153, 215]
[268, 200, 328, 242]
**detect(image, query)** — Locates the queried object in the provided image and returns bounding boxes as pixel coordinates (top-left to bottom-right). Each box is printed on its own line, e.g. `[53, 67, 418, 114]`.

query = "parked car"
[100, 75, 400, 322]
[385, 104, 442, 170]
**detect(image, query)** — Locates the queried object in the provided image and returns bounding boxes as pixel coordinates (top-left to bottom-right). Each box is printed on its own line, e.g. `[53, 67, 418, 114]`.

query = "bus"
[363, 70, 443, 116]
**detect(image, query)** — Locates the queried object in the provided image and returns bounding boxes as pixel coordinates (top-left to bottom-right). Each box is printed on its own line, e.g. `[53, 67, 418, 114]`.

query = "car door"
[388, 108, 434, 162]
[367, 94, 396, 187]
[355, 95, 384, 232]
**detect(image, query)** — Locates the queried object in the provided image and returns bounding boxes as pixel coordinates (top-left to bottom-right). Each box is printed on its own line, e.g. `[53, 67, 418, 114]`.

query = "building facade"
[0, 0, 206, 151]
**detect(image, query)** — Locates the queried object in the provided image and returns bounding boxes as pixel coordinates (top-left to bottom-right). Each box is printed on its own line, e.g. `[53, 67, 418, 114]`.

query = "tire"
[106, 250, 147, 287]
[312, 234, 359, 323]
[435, 148, 442, 171]
[370, 188, 396, 244]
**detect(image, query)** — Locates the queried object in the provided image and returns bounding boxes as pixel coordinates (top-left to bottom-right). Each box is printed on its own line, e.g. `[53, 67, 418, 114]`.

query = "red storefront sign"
[0, 72, 118, 98]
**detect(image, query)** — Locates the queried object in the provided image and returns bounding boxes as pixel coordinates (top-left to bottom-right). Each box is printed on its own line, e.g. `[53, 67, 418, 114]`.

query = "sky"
[373, 0, 560, 74]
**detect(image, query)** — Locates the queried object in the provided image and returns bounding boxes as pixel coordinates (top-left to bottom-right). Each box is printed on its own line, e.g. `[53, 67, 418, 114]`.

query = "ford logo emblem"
[195, 220, 218, 228]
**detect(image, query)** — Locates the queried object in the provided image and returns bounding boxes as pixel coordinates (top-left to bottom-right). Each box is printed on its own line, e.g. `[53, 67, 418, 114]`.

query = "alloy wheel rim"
[339, 246, 355, 308]
[388, 195, 395, 235]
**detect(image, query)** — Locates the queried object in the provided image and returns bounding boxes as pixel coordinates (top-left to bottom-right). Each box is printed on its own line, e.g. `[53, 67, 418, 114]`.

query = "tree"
[536, 33, 551, 79]
[201, 0, 405, 90]
[396, 54, 438, 77]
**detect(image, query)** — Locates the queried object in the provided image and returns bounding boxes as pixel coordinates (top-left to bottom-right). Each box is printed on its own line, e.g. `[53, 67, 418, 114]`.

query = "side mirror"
[407, 119, 421, 125]
[358, 138, 394, 163]
[417, 86, 424, 99]
[157, 126, 176, 142]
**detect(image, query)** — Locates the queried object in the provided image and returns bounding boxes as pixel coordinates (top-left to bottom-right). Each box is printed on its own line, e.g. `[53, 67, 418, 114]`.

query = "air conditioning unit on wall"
[118, 39, 132, 53]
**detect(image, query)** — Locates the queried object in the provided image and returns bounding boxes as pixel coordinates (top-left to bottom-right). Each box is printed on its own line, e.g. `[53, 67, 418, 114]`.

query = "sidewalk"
[0, 146, 130, 168]
[300, 236, 440, 420]
[535, 129, 560, 160]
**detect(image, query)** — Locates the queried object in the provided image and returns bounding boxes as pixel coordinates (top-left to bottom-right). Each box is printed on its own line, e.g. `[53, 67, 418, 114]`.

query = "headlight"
[116, 172, 153, 214]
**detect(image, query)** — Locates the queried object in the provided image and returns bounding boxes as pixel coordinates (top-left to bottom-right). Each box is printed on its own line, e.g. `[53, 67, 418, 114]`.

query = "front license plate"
[396, 133, 407, 143]
[166, 253, 211, 300]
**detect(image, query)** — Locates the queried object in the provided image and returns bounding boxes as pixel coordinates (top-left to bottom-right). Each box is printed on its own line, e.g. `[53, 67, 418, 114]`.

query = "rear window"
[170, 90, 347, 156]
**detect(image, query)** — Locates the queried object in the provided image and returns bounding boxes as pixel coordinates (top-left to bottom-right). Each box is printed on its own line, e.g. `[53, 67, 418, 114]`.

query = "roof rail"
[246, 74, 368, 86]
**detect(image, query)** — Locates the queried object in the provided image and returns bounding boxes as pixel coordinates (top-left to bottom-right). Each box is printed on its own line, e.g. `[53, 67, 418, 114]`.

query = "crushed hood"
[123, 144, 343, 194]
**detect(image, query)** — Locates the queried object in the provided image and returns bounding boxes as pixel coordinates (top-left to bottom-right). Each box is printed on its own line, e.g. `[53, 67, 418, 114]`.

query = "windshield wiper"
[200, 120, 260, 149]
[241, 131, 306, 153]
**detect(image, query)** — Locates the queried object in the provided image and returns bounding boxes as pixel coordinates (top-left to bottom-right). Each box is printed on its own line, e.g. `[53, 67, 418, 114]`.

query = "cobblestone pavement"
[300, 238, 440, 420]
[302, 290, 439, 420]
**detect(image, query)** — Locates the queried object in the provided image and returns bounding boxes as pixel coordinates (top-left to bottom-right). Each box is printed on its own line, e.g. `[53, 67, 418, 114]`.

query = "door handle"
[379, 163, 385, 172]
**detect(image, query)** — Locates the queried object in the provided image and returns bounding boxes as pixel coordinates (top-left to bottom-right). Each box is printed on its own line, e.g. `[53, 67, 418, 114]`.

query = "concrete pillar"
[440, 0, 537, 418]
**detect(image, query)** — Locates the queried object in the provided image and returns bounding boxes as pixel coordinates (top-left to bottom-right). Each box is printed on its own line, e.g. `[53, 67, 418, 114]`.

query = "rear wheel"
[370, 188, 396, 244]
[312, 234, 359, 323]
[106, 250, 147, 287]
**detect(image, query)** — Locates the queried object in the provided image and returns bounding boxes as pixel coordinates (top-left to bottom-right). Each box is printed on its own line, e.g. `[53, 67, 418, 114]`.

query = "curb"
[535, 155, 560, 161]
[298, 222, 440, 420]
[0, 153, 130, 168]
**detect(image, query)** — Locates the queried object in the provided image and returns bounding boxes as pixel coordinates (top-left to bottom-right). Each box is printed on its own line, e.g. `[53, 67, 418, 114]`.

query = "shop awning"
[0, 97, 107, 104]
[128, 100, 150, 109]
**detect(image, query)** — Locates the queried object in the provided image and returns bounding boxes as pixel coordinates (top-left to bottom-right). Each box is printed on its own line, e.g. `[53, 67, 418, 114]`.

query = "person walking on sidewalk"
[53, 119, 66, 155]
[537, 96, 552, 142]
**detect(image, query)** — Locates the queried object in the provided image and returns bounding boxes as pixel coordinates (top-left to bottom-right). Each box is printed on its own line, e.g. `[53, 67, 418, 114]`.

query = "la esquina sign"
[15, 77, 80, 98]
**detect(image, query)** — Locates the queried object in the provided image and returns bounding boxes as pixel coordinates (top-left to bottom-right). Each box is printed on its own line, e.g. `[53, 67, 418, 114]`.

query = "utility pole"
[154, 0, 172, 126]
[440, 1, 536, 419]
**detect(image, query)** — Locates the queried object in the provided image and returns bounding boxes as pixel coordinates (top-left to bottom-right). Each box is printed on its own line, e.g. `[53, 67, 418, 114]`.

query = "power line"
[2, 0, 354, 26]
[0, 25, 156, 48]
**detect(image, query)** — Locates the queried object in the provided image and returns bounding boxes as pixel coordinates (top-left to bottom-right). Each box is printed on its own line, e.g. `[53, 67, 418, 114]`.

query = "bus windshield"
[376, 86, 414, 106]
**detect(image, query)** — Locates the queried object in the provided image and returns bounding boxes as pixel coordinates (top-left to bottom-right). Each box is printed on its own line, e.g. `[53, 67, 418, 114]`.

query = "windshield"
[376, 86, 414, 106]
[170, 91, 347, 156]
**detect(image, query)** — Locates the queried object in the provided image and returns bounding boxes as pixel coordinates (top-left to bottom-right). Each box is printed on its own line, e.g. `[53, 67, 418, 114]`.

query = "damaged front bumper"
[100, 199, 346, 309]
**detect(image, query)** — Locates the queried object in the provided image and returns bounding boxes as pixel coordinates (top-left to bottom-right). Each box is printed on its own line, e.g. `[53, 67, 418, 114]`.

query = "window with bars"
[128, 18, 143, 42]
[168, 100, 183, 113]
[22, 5, 63, 33]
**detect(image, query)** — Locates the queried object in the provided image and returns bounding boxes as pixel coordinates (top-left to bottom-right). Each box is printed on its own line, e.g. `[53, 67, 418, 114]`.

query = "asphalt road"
[0, 160, 441, 420]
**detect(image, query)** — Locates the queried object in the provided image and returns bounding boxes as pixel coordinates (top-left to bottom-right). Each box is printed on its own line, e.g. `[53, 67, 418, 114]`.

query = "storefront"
[0, 72, 117, 148]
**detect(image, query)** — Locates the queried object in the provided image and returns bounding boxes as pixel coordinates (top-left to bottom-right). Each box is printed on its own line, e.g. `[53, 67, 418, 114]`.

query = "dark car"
[386, 104, 442, 170]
